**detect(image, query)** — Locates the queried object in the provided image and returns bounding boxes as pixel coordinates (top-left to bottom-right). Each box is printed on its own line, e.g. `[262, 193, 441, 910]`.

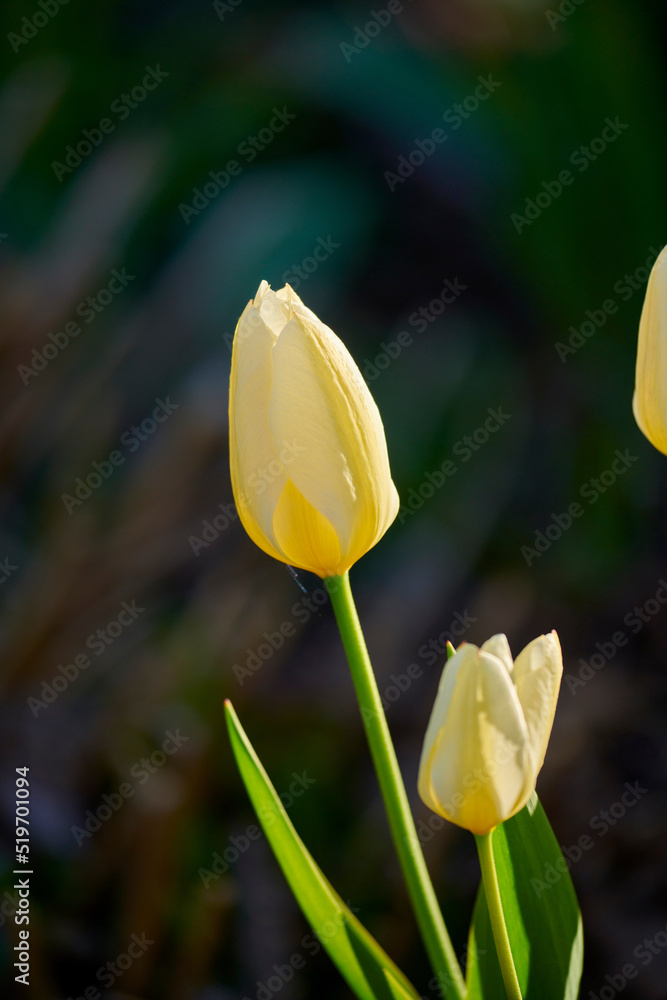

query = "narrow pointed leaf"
[225, 700, 421, 1000]
[466, 793, 583, 1000]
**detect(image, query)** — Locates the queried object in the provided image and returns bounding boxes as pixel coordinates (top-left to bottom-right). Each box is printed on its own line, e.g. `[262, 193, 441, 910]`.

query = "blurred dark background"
[1, 0, 666, 997]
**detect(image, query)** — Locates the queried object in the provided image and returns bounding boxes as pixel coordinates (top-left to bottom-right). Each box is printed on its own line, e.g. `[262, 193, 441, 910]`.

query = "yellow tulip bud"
[418, 632, 562, 836]
[229, 281, 400, 578]
[634, 245, 667, 453]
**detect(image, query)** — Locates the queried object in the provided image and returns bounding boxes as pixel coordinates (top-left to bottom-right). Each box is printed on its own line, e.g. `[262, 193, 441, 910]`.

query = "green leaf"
[224, 700, 422, 1000]
[466, 793, 583, 1000]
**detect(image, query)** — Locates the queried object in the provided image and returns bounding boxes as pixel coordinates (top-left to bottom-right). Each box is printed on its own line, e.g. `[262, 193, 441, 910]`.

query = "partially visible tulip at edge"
[228, 281, 400, 578]
[634, 244, 667, 454]
[418, 632, 563, 836]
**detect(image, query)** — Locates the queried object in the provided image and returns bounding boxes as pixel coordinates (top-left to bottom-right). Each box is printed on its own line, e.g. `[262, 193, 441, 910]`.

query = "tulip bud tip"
[229, 280, 400, 577]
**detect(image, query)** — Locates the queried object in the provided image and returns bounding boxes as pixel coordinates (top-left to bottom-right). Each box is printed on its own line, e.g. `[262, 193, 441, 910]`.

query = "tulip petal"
[269, 299, 399, 573]
[273, 478, 342, 577]
[255, 282, 290, 336]
[480, 634, 513, 674]
[418, 643, 476, 809]
[229, 301, 287, 563]
[419, 646, 531, 836]
[634, 247, 667, 454]
[229, 281, 399, 575]
[512, 631, 563, 778]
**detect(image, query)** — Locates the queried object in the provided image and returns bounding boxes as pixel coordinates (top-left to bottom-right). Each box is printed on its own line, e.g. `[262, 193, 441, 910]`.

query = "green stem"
[475, 830, 523, 1000]
[325, 572, 465, 1000]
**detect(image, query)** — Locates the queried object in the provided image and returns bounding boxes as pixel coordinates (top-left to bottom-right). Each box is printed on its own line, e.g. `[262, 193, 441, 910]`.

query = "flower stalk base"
[326, 572, 465, 1000]
[475, 829, 523, 1000]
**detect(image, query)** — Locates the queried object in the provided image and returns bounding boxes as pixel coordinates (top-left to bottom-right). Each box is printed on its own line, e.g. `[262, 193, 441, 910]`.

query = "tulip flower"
[634, 245, 667, 454]
[418, 632, 562, 836]
[229, 281, 400, 578]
